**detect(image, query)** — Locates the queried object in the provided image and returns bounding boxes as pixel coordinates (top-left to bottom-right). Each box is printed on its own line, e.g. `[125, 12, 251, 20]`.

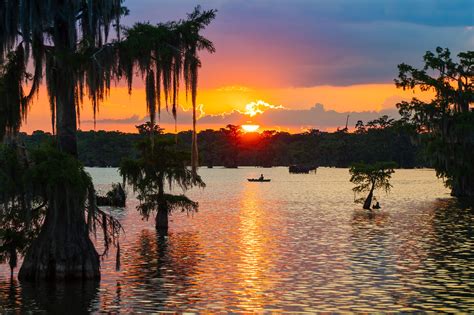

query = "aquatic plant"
[349, 161, 397, 209]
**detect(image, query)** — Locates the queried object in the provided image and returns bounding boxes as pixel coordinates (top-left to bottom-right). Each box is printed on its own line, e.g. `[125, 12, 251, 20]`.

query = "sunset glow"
[243, 100, 284, 117]
[2, 1, 473, 312]
[241, 124, 260, 133]
[20, 84, 436, 134]
[15, 0, 470, 135]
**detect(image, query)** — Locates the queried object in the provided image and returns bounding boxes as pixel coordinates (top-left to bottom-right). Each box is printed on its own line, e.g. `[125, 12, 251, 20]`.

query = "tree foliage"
[119, 125, 205, 224]
[21, 115, 425, 169]
[0, 0, 125, 138]
[0, 142, 122, 274]
[0, 2, 215, 168]
[0, 1, 215, 279]
[350, 162, 397, 195]
[0, 144, 43, 275]
[395, 47, 474, 196]
[350, 161, 397, 209]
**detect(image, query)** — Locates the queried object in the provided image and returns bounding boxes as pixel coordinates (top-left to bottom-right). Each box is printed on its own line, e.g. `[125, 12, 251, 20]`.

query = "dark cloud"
[124, 0, 473, 28]
[122, 0, 473, 88]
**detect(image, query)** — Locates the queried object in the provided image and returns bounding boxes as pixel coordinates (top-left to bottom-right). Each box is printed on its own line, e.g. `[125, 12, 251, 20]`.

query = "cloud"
[122, 0, 473, 88]
[198, 103, 399, 131]
[123, 0, 473, 28]
[216, 85, 253, 92]
[241, 100, 284, 117]
[82, 115, 143, 125]
[84, 102, 399, 132]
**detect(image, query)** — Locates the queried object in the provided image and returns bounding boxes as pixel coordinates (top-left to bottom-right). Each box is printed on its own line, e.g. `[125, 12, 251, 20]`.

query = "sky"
[22, 0, 474, 133]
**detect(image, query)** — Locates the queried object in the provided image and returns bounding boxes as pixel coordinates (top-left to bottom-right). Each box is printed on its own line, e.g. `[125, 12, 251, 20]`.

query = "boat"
[289, 165, 318, 174]
[247, 178, 271, 182]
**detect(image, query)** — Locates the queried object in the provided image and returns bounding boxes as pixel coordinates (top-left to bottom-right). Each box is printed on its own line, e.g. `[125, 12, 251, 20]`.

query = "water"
[1, 167, 473, 312]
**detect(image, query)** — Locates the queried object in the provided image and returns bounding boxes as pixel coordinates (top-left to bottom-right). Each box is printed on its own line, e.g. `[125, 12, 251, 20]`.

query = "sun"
[241, 124, 260, 132]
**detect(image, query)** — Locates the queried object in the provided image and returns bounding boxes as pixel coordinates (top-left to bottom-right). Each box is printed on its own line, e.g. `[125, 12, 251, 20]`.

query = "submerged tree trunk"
[363, 185, 375, 210]
[156, 205, 169, 236]
[19, 48, 99, 280]
[155, 178, 169, 236]
[9, 246, 16, 279]
[451, 175, 474, 197]
[18, 193, 100, 281]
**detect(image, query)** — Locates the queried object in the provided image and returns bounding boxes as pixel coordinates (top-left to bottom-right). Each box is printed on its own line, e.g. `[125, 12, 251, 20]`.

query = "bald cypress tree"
[0, 1, 215, 280]
[395, 48, 474, 197]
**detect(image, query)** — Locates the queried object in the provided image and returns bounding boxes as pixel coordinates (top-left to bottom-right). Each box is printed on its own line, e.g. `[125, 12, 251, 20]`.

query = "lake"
[1, 167, 473, 312]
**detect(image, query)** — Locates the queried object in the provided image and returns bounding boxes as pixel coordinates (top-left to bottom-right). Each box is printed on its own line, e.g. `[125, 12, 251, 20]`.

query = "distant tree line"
[20, 115, 428, 169]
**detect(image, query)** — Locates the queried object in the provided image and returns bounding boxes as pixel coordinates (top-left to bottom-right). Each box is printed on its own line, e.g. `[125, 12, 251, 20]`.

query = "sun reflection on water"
[236, 183, 280, 310]
[0, 168, 473, 312]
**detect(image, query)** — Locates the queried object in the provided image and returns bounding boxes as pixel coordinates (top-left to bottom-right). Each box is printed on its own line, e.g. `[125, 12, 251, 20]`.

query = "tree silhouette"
[0, 2, 215, 280]
[220, 124, 242, 168]
[119, 124, 205, 235]
[350, 161, 397, 210]
[395, 47, 474, 196]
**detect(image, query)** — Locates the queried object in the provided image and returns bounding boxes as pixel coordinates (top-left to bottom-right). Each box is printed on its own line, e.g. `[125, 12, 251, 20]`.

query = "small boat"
[247, 178, 271, 182]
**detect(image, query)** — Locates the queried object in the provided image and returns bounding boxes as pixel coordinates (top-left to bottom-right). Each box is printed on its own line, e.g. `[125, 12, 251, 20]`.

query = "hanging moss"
[119, 124, 205, 234]
[396, 48, 474, 196]
[0, 144, 43, 277]
[115, 7, 216, 174]
[0, 1, 215, 279]
[0, 142, 122, 276]
[0, 48, 29, 139]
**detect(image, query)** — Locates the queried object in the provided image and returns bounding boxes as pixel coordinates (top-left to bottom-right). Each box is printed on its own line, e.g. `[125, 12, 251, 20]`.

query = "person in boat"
[373, 201, 381, 209]
[259, 174, 264, 180]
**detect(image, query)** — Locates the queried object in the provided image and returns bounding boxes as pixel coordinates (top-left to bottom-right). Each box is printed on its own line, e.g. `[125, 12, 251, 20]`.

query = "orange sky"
[21, 83, 433, 134]
[12, 1, 473, 134]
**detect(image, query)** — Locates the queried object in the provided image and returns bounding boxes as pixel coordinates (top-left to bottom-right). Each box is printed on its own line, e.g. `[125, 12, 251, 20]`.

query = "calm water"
[1, 167, 473, 313]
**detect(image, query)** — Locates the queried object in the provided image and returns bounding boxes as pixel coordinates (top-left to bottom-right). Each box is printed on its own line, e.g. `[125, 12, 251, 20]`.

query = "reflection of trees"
[119, 229, 203, 310]
[349, 210, 396, 309]
[350, 200, 474, 311]
[430, 199, 473, 256]
[20, 280, 99, 313]
[0, 279, 23, 312]
[419, 199, 474, 312]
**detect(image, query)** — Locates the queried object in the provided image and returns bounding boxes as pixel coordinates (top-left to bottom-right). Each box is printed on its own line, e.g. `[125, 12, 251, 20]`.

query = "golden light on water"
[241, 124, 260, 132]
[236, 183, 278, 310]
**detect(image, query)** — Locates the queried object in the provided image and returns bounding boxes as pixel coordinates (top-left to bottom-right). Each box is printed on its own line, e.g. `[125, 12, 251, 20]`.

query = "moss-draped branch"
[0, 2, 215, 173]
[395, 48, 474, 196]
[119, 127, 205, 222]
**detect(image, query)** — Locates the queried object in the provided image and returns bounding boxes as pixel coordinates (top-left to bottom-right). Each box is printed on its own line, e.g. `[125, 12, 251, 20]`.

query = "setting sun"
[241, 124, 260, 132]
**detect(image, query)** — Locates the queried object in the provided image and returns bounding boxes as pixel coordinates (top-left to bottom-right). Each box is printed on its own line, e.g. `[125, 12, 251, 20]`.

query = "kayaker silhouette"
[259, 174, 264, 180]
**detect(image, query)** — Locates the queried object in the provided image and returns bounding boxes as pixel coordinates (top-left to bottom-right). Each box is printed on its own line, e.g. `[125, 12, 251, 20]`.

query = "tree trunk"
[19, 23, 99, 279]
[363, 186, 374, 210]
[55, 56, 78, 157]
[155, 179, 168, 236]
[451, 175, 474, 197]
[20, 280, 99, 313]
[156, 205, 169, 236]
[18, 189, 100, 281]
